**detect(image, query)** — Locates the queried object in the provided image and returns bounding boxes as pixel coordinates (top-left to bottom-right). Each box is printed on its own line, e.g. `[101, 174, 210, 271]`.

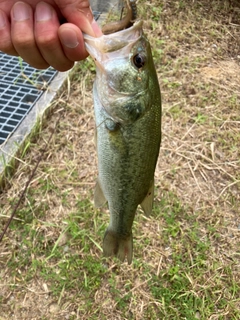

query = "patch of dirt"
[200, 60, 240, 80]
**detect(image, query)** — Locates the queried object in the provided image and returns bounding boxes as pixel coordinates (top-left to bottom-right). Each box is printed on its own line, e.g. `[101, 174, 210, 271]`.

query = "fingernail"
[12, 2, 31, 21]
[0, 11, 6, 29]
[61, 30, 79, 49]
[36, 2, 53, 22]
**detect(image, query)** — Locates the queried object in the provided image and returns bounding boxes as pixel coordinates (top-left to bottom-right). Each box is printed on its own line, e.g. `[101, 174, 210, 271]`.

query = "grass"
[0, 0, 240, 319]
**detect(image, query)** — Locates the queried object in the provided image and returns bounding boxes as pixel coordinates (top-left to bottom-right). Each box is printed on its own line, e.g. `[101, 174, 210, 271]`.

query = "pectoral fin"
[140, 180, 154, 216]
[94, 178, 107, 208]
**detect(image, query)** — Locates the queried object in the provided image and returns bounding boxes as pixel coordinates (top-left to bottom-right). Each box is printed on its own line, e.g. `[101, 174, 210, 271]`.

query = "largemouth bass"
[84, 16, 161, 264]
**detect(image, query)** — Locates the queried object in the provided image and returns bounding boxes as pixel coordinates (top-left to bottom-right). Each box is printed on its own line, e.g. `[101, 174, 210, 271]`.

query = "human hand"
[0, 0, 102, 71]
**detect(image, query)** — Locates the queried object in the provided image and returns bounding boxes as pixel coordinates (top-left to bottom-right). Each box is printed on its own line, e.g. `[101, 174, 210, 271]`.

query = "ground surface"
[0, 0, 239, 319]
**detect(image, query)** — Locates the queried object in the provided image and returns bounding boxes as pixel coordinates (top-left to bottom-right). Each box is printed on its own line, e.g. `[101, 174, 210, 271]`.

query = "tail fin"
[103, 229, 133, 264]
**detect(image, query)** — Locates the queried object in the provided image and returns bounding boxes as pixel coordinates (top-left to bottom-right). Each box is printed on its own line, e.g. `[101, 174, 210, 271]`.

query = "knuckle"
[13, 36, 35, 50]
[36, 32, 56, 48]
[0, 44, 18, 56]
[0, 36, 16, 55]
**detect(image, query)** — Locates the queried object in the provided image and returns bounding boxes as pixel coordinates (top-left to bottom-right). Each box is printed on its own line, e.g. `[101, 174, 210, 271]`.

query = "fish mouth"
[83, 20, 143, 59]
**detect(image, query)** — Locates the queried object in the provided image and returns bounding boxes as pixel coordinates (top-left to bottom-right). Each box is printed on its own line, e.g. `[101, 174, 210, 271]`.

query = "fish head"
[84, 21, 156, 123]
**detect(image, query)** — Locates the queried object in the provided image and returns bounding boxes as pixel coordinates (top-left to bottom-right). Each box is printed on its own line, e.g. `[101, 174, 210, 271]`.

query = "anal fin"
[94, 178, 107, 208]
[140, 179, 154, 216]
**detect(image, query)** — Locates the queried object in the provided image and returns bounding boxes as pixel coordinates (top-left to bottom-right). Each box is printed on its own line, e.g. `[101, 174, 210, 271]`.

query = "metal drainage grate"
[0, 53, 57, 87]
[0, 52, 57, 145]
[0, 81, 42, 145]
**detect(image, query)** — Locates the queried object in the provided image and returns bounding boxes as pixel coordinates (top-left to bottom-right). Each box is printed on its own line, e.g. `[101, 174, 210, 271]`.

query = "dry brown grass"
[0, 0, 239, 319]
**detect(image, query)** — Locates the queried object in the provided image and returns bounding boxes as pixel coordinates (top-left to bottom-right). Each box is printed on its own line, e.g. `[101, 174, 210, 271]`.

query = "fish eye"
[133, 53, 146, 69]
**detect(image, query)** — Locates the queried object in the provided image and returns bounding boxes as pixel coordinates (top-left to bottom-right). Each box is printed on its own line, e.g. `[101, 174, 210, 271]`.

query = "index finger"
[54, 0, 97, 36]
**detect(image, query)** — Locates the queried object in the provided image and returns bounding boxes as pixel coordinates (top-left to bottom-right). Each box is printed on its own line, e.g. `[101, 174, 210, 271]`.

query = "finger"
[34, 2, 74, 71]
[58, 23, 88, 62]
[11, 1, 49, 69]
[0, 9, 17, 55]
[91, 19, 103, 37]
[54, 0, 96, 36]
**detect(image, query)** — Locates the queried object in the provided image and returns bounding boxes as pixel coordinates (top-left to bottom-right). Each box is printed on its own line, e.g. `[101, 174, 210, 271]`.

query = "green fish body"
[84, 21, 161, 264]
